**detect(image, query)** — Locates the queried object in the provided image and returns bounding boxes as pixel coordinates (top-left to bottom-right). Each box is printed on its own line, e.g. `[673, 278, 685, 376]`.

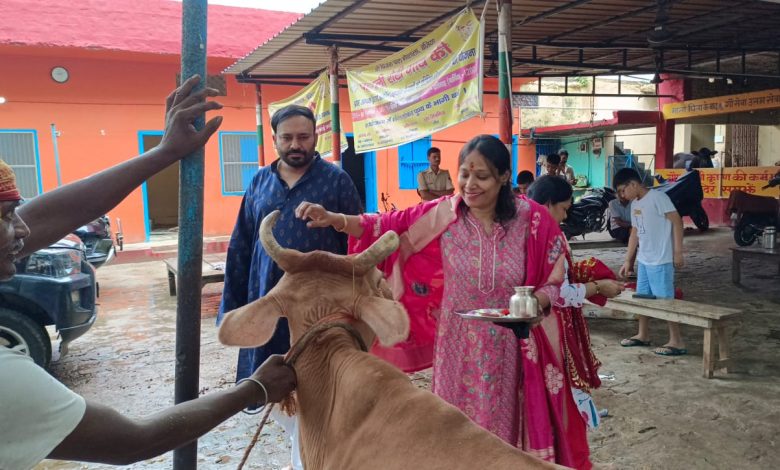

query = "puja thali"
[455, 309, 536, 323]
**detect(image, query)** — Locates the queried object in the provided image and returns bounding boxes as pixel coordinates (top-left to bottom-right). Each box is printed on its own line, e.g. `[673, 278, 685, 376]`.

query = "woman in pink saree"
[296, 135, 590, 468]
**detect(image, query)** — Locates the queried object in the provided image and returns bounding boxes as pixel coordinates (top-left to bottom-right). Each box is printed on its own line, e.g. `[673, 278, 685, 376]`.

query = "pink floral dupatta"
[349, 195, 589, 468]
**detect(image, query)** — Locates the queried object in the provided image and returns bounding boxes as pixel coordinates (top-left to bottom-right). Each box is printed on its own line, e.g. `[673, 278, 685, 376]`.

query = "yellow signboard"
[655, 167, 779, 198]
[347, 8, 483, 153]
[662, 88, 780, 120]
[268, 72, 347, 158]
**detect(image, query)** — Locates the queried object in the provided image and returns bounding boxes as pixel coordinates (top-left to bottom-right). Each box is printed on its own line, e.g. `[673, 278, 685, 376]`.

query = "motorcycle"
[729, 172, 780, 246]
[72, 215, 116, 268]
[654, 169, 709, 231]
[561, 187, 616, 240]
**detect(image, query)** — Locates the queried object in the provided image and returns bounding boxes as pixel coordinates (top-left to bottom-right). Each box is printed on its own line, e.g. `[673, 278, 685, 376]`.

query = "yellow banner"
[268, 72, 347, 158]
[662, 88, 780, 120]
[655, 166, 779, 198]
[347, 8, 483, 153]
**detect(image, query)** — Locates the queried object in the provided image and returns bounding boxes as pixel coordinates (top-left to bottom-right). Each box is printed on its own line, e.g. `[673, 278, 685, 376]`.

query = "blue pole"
[174, 1, 206, 468]
[50, 123, 63, 187]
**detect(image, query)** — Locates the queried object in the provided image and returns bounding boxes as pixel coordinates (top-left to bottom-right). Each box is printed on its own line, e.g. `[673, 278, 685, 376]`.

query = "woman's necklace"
[465, 215, 498, 294]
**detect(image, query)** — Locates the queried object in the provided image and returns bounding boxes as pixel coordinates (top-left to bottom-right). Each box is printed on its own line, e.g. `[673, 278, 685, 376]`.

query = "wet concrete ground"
[36, 228, 780, 469]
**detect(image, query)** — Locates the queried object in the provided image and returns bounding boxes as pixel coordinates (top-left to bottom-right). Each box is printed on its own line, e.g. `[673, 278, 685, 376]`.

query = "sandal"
[654, 346, 687, 356]
[620, 337, 651, 347]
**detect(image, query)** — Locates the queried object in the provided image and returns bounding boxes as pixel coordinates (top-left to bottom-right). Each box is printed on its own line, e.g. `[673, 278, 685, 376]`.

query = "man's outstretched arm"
[18, 75, 223, 256]
[47, 355, 295, 465]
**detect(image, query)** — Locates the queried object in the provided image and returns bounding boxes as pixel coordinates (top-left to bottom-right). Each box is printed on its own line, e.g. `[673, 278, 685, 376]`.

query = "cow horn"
[353, 231, 399, 274]
[259, 210, 302, 272]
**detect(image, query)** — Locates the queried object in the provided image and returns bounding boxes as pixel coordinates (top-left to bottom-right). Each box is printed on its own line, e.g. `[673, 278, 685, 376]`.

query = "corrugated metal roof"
[224, 0, 780, 79]
[0, 0, 300, 59]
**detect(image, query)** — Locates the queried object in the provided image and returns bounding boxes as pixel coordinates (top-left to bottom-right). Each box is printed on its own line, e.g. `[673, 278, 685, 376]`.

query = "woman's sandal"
[620, 337, 651, 347]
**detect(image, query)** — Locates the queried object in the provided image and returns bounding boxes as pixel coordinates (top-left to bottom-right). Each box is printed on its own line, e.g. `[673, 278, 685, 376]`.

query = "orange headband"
[0, 160, 21, 202]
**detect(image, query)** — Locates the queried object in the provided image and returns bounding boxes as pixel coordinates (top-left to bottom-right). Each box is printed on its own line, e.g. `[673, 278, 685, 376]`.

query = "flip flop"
[620, 338, 651, 347]
[654, 346, 688, 356]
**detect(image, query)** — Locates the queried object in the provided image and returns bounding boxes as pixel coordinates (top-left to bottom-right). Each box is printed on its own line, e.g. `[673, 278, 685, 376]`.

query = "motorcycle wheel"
[733, 221, 759, 246]
[690, 207, 709, 232]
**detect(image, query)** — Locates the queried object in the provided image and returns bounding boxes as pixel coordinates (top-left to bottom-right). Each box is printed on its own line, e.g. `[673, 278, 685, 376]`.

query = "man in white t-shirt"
[0, 77, 296, 470]
[615, 168, 687, 357]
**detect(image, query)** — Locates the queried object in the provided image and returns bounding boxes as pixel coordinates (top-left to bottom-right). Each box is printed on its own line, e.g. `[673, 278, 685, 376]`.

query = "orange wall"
[0, 46, 261, 243]
[1, 45, 536, 242]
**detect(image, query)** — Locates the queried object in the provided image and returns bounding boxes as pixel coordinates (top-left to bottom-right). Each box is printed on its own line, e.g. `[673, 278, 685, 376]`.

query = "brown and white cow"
[219, 210, 565, 470]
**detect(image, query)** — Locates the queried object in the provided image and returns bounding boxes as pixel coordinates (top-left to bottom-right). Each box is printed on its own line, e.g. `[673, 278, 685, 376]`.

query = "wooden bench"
[604, 292, 742, 379]
[569, 239, 624, 251]
[163, 255, 226, 296]
[730, 246, 780, 285]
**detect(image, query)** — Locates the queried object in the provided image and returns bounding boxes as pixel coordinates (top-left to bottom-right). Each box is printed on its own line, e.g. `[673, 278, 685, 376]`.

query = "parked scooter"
[654, 169, 709, 231]
[561, 187, 616, 239]
[729, 171, 780, 246]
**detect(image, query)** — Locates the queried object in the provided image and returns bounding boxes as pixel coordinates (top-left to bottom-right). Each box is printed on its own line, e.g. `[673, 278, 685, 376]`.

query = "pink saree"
[349, 195, 591, 469]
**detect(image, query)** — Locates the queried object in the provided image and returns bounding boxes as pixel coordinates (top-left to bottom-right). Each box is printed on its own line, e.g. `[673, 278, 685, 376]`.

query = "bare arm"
[666, 211, 685, 268]
[295, 202, 365, 238]
[17, 76, 222, 257]
[418, 190, 437, 201]
[48, 356, 295, 466]
[611, 216, 631, 228]
[620, 227, 639, 277]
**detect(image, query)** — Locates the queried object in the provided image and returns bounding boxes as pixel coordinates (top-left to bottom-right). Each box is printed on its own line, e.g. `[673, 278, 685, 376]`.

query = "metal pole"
[174, 0, 206, 468]
[255, 83, 265, 166]
[498, 0, 513, 155]
[330, 46, 341, 163]
[50, 123, 63, 187]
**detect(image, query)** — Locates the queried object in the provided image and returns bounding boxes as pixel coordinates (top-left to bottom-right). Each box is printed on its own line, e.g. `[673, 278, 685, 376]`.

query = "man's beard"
[280, 148, 315, 168]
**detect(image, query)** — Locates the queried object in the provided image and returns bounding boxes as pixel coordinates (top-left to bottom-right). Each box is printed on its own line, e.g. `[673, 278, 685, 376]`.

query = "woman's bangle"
[237, 377, 268, 414]
[593, 281, 601, 295]
[335, 213, 348, 232]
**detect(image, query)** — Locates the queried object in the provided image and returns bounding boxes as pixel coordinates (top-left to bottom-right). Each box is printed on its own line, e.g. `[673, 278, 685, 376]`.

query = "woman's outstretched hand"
[295, 201, 334, 229]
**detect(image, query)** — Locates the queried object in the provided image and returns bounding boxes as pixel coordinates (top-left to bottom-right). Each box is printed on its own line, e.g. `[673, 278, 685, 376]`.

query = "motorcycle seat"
[727, 190, 779, 215]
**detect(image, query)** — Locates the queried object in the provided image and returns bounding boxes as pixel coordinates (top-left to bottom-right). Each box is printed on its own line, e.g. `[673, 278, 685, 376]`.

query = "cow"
[219, 210, 565, 470]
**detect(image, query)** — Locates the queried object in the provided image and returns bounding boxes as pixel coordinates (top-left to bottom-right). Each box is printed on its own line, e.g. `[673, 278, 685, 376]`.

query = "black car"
[0, 234, 98, 368]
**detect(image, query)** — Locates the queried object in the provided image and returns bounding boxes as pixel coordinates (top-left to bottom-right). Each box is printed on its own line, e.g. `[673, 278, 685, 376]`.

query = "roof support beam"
[511, 41, 780, 54]
[303, 32, 421, 43]
[513, 57, 780, 79]
[305, 38, 403, 52]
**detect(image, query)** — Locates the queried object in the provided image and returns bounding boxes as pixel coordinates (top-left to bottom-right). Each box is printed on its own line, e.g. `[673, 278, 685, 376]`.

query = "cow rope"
[237, 312, 368, 469]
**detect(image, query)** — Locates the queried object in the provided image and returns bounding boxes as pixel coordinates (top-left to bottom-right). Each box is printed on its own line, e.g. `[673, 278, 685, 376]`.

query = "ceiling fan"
[647, 0, 675, 47]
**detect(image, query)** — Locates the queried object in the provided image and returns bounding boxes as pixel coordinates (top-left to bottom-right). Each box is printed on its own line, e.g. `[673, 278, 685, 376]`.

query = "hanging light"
[650, 73, 663, 84]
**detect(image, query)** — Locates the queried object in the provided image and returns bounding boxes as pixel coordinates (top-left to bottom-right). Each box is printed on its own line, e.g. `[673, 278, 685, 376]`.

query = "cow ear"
[355, 297, 409, 346]
[218, 295, 284, 347]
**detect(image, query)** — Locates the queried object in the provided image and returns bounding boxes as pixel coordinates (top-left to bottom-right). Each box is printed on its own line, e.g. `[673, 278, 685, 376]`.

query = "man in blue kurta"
[217, 105, 363, 381]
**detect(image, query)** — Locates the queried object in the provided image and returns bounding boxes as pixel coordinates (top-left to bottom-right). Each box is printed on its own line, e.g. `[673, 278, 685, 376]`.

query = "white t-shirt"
[630, 189, 677, 266]
[0, 347, 86, 470]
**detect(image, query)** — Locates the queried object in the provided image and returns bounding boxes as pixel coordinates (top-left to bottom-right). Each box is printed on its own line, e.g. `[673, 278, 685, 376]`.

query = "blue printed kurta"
[218, 155, 363, 380]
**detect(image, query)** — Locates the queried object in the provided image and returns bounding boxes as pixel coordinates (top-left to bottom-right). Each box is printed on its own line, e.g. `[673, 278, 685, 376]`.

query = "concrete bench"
[604, 292, 742, 379]
[163, 255, 226, 296]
